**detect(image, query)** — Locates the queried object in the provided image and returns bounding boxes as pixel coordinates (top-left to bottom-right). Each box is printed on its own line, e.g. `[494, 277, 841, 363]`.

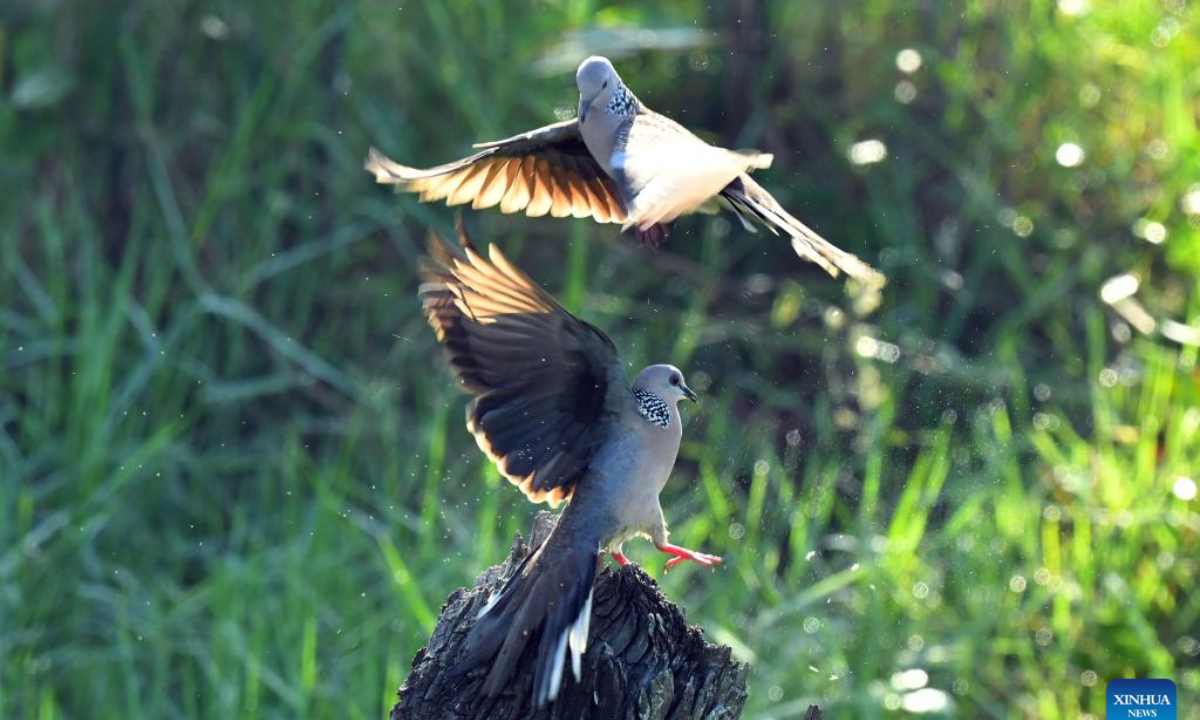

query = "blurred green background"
[2, 0, 1198, 718]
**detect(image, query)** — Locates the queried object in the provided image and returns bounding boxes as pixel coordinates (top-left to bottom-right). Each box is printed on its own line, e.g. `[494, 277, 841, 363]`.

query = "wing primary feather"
[420, 229, 624, 507]
[498, 157, 534, 213]
[471, 159, 511, 209]
[445, 161, 492, 206]
[547, 165, 575, 218]
[367, 120, 623, 225]
[525, 158, 555, 217]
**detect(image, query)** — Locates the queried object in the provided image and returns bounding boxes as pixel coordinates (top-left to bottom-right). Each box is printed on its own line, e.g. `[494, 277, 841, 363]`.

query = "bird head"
[633, 364, 697, 404]
[575, 55, 621, 123]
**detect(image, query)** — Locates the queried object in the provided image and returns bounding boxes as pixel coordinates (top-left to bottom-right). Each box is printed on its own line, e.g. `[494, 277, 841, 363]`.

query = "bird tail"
[453, 519, 599, 707]
[721, 175, 886, 286]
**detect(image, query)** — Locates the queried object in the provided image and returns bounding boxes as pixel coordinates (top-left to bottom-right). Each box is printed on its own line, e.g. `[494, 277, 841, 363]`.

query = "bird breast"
[589, 416, 679, 494]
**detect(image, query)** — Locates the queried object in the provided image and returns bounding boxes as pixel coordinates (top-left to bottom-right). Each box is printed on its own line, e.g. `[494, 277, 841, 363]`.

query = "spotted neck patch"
[605, 84, 637, 118]
[632, 388, 670, 428]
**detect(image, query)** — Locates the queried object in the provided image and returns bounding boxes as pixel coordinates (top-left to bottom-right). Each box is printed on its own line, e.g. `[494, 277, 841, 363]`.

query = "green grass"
[2, 1, 1198, 719]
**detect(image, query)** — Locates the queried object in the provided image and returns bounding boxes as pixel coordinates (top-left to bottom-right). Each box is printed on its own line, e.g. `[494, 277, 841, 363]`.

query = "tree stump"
[390, 512, 750, 720]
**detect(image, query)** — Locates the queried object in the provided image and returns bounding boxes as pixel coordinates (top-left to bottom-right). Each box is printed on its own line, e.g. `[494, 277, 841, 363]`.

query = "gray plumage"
[422, 223, 719, 707]
[367, 56, 884, 284]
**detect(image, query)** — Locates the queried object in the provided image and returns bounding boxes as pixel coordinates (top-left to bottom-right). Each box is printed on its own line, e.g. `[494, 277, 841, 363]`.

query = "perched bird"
[367, 55, 884, 285]
[421, 222, 722, 706]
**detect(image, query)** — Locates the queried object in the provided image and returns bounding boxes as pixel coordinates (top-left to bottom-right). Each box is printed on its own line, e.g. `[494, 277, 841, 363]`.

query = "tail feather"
[452, 547, 539, 673]
[454, 528, 599, 707]
[530, 572, 595, 706]
[721, 175, 886, 286]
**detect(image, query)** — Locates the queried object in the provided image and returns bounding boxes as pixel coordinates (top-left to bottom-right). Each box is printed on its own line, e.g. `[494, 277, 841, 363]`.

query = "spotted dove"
[368, 56, 885, 285]
[420, 222, 721, 707]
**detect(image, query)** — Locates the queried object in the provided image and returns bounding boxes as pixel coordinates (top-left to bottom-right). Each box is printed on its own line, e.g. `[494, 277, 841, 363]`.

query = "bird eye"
[669, 375, 680, 386]
[602, 81, 608, 89]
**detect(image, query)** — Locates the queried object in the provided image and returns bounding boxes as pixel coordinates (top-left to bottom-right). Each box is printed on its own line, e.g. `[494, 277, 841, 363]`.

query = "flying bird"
[367, 56, 884, 285]
[421, 223, 722, 706]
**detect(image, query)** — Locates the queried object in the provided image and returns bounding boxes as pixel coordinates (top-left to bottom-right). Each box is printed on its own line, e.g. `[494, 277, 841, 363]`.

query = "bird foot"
[636, 223, 672, 249]
[658, 543, 723, 571]
[611, 550, 629, 566]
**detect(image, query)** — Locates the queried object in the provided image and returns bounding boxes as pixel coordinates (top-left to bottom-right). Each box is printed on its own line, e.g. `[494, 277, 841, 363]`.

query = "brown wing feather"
[420, 222, 623, 507]
[526, 158, 555, 218]
[472, 160, 512, 209]
[366, 119, 627, 225]
[499, 158, 533, 214]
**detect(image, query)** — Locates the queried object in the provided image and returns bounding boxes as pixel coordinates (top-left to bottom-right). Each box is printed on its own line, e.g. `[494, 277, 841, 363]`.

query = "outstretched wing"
[367, 119, 627, 224]
[420, 222, 626, 507]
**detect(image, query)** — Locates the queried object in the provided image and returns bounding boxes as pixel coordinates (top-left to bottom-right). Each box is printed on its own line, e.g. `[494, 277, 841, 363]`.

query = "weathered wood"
[390, 512, 750, 720]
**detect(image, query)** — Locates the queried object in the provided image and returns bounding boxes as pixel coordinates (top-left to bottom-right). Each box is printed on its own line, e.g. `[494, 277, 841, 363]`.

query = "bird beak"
[682, 385, 698, 403]
[579, 98, 592, 124]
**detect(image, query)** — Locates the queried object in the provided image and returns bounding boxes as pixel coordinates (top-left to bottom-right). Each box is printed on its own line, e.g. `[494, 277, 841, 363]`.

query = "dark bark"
[389, 512, 751, 720]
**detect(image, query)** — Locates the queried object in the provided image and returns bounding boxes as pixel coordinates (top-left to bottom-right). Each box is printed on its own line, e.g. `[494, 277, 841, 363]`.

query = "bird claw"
[636, 223, 672, 249]
[658, 543, 723, 572]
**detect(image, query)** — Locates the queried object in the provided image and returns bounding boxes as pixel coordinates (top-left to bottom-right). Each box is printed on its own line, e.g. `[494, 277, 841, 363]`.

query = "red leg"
[657, 543, 723, 571]
[612, 550, 629, 566]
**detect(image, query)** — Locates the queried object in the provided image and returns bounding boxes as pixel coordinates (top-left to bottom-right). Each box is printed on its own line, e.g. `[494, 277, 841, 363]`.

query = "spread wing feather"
[367, 119, 627, 225]
[420, 221, 625, 507]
